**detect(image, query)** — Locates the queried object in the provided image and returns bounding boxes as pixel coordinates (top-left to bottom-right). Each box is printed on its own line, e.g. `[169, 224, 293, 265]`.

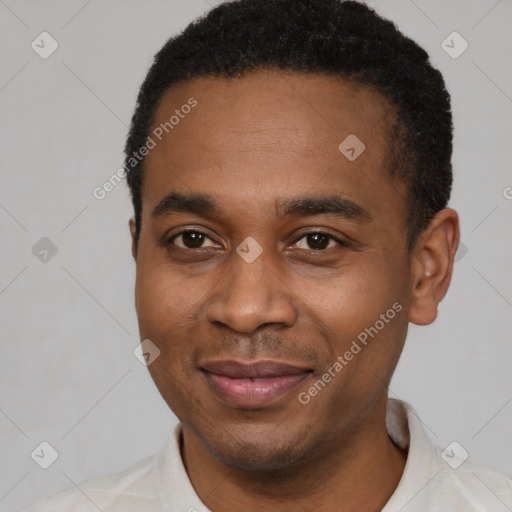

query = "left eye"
[292, 232, 347, 251]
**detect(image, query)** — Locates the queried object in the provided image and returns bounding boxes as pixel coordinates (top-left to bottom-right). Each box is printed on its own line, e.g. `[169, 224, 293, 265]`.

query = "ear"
[408, 208, 460, 326]
[129, 218, 137, 260]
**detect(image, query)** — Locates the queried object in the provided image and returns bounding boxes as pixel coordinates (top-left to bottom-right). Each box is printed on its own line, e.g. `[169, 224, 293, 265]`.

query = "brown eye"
[292, 232, 348, 251]
[168, 230, 217, 249]
[305, 233, 329, 250]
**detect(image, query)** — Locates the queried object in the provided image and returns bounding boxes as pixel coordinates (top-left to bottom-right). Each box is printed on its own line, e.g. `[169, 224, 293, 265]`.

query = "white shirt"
[25, 399, 512, 511]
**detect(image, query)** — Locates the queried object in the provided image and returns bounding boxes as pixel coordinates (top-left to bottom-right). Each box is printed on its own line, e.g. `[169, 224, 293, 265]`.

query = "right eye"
[167, 230, 219, 249]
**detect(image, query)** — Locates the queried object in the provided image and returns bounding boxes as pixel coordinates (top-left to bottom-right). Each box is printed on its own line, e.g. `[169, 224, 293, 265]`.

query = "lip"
[200, 359, 312, 408]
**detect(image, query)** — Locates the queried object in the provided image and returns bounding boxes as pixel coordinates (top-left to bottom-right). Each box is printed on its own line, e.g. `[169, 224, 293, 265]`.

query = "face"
[131, 70, 417, 472]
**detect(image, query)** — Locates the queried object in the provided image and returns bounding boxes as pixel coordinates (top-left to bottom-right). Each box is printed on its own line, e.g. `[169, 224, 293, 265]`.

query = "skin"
[129, 69, 459, 511]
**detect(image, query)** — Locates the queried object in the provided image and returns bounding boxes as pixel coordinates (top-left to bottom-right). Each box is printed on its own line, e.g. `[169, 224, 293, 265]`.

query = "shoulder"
[24, 453, 162, 512]
[435, 451, 512, 510]
[386, 399, 512, 511]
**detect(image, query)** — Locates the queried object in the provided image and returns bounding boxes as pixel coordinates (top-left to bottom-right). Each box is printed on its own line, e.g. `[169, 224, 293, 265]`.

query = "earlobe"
[408, 208, 460, 326]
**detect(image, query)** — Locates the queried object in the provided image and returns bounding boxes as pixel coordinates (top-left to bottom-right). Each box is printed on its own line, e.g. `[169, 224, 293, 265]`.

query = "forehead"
[141, 69, 406, 227]
[149, 69, 394, 154]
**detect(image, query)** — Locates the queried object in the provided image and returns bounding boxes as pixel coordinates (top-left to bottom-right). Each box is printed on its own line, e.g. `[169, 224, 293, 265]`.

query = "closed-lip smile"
[200, 359, 312, 408]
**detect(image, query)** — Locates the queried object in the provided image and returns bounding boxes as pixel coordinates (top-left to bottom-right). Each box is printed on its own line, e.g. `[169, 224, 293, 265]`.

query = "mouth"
[200, 359, 313, 408]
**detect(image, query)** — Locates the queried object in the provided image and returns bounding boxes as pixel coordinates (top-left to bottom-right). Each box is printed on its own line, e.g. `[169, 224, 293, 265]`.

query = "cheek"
[135, 260, 199, 334]
[146, 356, 207, 428]
[296, 276, 406, 426]
[134, 258, 213, 368]
[300, 257, 407, 377]
[305, 261, 394, 328]
[135, 267, 202, 416]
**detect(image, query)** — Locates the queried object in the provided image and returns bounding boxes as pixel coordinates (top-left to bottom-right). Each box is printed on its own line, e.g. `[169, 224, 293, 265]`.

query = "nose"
[206, 250, 298, 334]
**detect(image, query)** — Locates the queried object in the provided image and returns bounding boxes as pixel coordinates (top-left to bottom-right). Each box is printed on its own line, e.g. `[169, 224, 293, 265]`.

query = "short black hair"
[125, 0, 453, 252]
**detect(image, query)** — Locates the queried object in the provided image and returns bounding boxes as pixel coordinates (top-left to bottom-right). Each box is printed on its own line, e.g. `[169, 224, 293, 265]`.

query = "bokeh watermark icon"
[31, 441, 59, 469]
[133, 339, 161, 366]
[32, 237, 58, 263]
[31, 31, 59, 59]
[236, 236, 264, 263]
[441, 31, 468, 59]
[338, 134, 366, 161]
[441, 441, 469, 469]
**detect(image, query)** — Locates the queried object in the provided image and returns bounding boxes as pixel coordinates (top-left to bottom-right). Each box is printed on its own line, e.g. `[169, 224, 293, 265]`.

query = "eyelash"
[167, 229, 349, 251]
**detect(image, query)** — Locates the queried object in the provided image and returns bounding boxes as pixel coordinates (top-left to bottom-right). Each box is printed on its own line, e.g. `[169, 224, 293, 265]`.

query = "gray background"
[1, 0, 511, 509]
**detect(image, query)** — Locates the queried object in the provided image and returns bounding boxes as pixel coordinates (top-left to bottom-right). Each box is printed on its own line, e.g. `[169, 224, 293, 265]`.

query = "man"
[26, 0, 512, 510]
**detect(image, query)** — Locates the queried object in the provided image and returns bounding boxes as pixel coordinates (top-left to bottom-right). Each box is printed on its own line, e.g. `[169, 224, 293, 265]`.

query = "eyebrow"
[276, 195, 371, 221]
[151, 191, 371, 222]
[152, 192, 220, 219]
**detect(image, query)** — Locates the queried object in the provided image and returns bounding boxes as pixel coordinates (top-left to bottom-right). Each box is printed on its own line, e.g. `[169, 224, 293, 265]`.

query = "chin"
[201, 426, 314, 473]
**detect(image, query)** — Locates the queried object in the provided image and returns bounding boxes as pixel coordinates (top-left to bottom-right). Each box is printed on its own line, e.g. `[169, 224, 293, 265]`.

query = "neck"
[181, 400, 407, 512]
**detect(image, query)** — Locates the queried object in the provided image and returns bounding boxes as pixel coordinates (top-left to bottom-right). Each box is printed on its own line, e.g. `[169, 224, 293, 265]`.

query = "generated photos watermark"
[298, 301, 403, 404]
[93, 97, 198, 200]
